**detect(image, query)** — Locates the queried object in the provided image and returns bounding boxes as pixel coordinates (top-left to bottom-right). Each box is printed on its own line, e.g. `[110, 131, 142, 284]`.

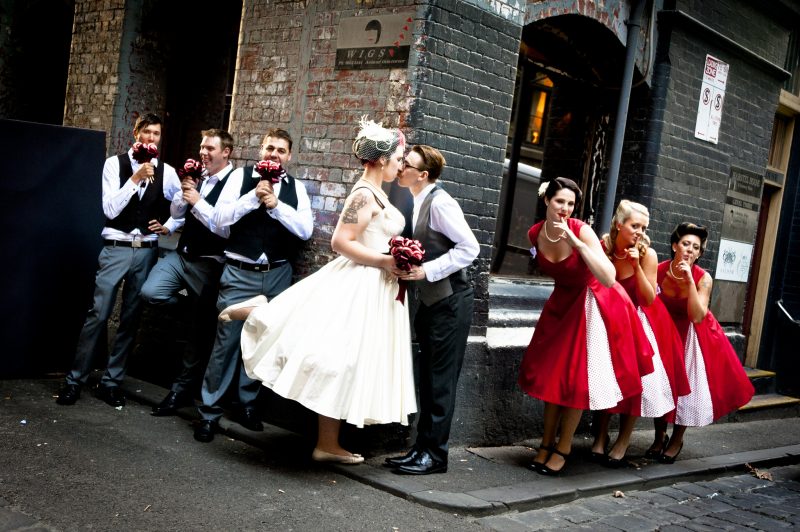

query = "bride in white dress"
[220, 118, 417, 464]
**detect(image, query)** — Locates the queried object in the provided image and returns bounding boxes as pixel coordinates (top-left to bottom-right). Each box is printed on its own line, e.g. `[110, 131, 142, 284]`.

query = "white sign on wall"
[715, 238, 752, 283]
[695, 54, 729, 144]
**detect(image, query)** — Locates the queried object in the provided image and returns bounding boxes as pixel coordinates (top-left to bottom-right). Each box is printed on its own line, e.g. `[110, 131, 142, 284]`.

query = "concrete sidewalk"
[108, 376, 800, 518]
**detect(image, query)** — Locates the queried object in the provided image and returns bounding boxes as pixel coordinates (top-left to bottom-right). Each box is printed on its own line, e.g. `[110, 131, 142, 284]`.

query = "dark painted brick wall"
[406, 0, 522, 332]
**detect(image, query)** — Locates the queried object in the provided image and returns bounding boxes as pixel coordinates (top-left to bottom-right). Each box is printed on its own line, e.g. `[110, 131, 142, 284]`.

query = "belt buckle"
[131, 239, 142, 248]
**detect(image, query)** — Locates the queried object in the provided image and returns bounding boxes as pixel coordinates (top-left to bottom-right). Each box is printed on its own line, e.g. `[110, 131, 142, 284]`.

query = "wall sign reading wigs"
[335, 14, 413, 70]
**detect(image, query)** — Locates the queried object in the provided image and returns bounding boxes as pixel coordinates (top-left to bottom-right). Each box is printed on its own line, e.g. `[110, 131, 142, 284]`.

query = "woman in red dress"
[654, 222, 755, 463]
[518, 179, 653, 475]
[590, 201, 690, 467]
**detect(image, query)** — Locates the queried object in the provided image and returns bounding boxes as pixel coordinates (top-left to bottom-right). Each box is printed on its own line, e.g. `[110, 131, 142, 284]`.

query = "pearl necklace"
[612, 250, 628, 260]
[669, 260, 685, 280]
[543, 221, 563, 243]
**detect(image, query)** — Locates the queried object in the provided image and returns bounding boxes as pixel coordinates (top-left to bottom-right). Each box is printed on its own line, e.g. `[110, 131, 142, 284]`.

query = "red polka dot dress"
[518, 218, 654, 410]
[609, 274, 690, 418]
[657, 262, 754, 425]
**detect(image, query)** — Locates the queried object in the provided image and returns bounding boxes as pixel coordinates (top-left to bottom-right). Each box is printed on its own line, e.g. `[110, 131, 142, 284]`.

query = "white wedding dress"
[241, 182, 417, 428]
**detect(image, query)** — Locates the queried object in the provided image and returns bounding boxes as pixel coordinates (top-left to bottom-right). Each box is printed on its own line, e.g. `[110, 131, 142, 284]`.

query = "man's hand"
[394, 264, 426, 281]
[148, 219, 169, 235]
[132, 162, 155, 185]
[256, 181, 277, 209]
[181, 178, 201, 206]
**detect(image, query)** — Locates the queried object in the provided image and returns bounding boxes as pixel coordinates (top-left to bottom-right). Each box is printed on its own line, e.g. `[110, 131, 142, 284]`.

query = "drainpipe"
[598, 0, 646, 232]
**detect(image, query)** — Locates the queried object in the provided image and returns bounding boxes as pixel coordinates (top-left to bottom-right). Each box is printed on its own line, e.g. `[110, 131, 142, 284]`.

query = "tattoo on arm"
[699, 277, 712, 290]
[342, 191, 369, 224]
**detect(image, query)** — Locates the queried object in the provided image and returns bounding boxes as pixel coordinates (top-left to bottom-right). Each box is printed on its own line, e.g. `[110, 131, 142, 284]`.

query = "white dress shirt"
[100, 149, 182, 241]
[212, 166, 314, 263]
[170, 162, 234, 238]
[413, 183, 480, 283]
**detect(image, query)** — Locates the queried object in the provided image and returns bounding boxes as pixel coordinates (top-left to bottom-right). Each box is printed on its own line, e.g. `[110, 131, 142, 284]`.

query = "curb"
[120, 377, 800, 517]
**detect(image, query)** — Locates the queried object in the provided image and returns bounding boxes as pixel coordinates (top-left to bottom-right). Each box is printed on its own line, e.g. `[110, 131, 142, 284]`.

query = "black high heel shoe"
[589, 432, 610, 464]
[645, 434, 669, 459]
[527, 445, 553, 472]
[537, 448, 570, 476]
[658, 441, 683, 464]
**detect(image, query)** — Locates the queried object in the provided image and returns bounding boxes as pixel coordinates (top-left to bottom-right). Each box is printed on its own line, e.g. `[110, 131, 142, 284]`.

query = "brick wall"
[230, 0, 417, 275]
[405, 0, 522, 331]
[63, 0, 125, 150]
[634, 9, 787, 275]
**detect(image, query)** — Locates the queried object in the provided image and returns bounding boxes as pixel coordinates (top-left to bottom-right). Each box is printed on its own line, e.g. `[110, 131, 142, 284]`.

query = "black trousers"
[413, 287, 473, 463]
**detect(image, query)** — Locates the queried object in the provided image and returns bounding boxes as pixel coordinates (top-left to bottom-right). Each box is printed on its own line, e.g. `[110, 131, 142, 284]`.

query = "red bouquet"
[389, 236, 425, 304]
[177, 158, 205, 184]
[131, 142, 159, 164]
[255, 160, 286, 184]
[389, 236, 425, 271]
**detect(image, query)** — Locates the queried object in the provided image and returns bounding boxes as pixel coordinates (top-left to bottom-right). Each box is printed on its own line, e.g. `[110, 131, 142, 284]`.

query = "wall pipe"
[598, 0, 646, 232]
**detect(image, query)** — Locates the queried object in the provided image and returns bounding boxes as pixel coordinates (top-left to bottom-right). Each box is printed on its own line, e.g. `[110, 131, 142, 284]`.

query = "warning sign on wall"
[695, 55, 729, 144]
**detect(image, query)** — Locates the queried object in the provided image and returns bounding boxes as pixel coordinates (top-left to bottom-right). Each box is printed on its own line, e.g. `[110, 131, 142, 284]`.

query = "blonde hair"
[602, 199, 651, 261]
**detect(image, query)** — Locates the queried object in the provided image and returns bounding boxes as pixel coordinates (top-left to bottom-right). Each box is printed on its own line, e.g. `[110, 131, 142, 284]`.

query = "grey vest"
[412, 186, 470, 306]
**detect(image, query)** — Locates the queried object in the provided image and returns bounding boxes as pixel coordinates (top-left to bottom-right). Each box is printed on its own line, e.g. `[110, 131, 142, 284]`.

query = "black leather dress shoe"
[393, 450, 447, 475]
[384, 448, 422, 468]
[194, 420, 217, 443]
[95, 385, 125, 407]
[151, 391, 192, 416]
[56, 384, 81, 405]
[235, 406, 263, 432]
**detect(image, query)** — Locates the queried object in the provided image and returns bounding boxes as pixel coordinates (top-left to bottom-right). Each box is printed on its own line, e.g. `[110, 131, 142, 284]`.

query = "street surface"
[2, 379, 799, 531]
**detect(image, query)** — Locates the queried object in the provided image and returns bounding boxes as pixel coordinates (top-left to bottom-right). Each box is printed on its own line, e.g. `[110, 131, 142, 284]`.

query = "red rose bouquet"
[131, 142, 159, 185]
[177, 158, 205, 185]
[132, 142, 159, 164]
[255, 160, 286, 184]
[389, 236, 425, 303]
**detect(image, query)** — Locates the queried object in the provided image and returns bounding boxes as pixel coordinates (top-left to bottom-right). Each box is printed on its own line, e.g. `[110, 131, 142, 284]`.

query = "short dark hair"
[410, 145, 446, 181]
[134, 113, 162, 135]
[670, 222, 709, 257]
[201, 128, 234, 154]
[543, 177, 582, 204]
[263, 128, 293, 151]
[365, 19, 382, 42]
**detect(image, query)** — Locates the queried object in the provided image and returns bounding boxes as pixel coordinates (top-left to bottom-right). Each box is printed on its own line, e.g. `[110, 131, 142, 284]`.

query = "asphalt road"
[1, 379, 484, 531]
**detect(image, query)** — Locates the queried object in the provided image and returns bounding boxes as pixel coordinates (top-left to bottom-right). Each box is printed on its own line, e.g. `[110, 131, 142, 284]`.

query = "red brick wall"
[230, 0, 416, 271]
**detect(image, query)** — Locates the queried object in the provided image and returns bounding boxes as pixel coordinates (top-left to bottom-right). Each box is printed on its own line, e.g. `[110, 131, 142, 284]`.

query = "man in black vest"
[141, 129, 236, 416]
[386, 145, 480, 474]
[193, 128, 313, 442]
[56, 113, 182, 407]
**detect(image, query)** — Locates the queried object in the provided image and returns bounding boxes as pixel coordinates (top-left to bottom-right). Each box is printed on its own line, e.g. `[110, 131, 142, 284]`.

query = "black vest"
[226, 166, 303, 262]
[412, 186, 470, 306]
[177, 168, 234, 258]
[105, 154, 170, 235]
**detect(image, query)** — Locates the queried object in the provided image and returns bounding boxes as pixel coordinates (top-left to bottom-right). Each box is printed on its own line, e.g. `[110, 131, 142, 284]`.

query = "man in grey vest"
[192, 128, 313, 442]
[386, 145, 480, 474]
[140, 129, 236, 416]
[56, 113, 182, 407]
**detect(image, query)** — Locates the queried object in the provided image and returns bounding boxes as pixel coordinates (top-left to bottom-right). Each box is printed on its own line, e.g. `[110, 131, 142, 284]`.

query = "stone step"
[739, 392, 800, 411]
[487, 308, 541, 328]
[745, 367, 777, 395]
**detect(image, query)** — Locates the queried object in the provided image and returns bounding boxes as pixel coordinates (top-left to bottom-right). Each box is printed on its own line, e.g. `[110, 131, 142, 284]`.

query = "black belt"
[227, 259, 287, 272]
[104, 239, 158, 249]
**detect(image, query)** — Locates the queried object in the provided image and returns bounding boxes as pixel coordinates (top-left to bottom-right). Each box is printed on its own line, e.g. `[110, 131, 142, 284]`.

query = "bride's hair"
[352, 116, 405, 164]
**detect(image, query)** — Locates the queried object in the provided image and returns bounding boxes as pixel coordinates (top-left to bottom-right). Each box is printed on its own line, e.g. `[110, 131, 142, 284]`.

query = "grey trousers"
[140, 251, 223, 395]
[198, 262, 292, 422]
[66, 244, 158, 387]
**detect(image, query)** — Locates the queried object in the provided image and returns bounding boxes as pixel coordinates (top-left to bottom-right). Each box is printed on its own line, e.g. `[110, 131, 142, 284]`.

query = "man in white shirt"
[141, 129, 236, 416]
[193, 128, 314, 442]
[386, 144, 480, 474]
[56, 113, 181, 407]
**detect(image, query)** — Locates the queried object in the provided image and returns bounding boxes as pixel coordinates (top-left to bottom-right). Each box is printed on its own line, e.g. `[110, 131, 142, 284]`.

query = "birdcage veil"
[352, 116, 404, 163]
